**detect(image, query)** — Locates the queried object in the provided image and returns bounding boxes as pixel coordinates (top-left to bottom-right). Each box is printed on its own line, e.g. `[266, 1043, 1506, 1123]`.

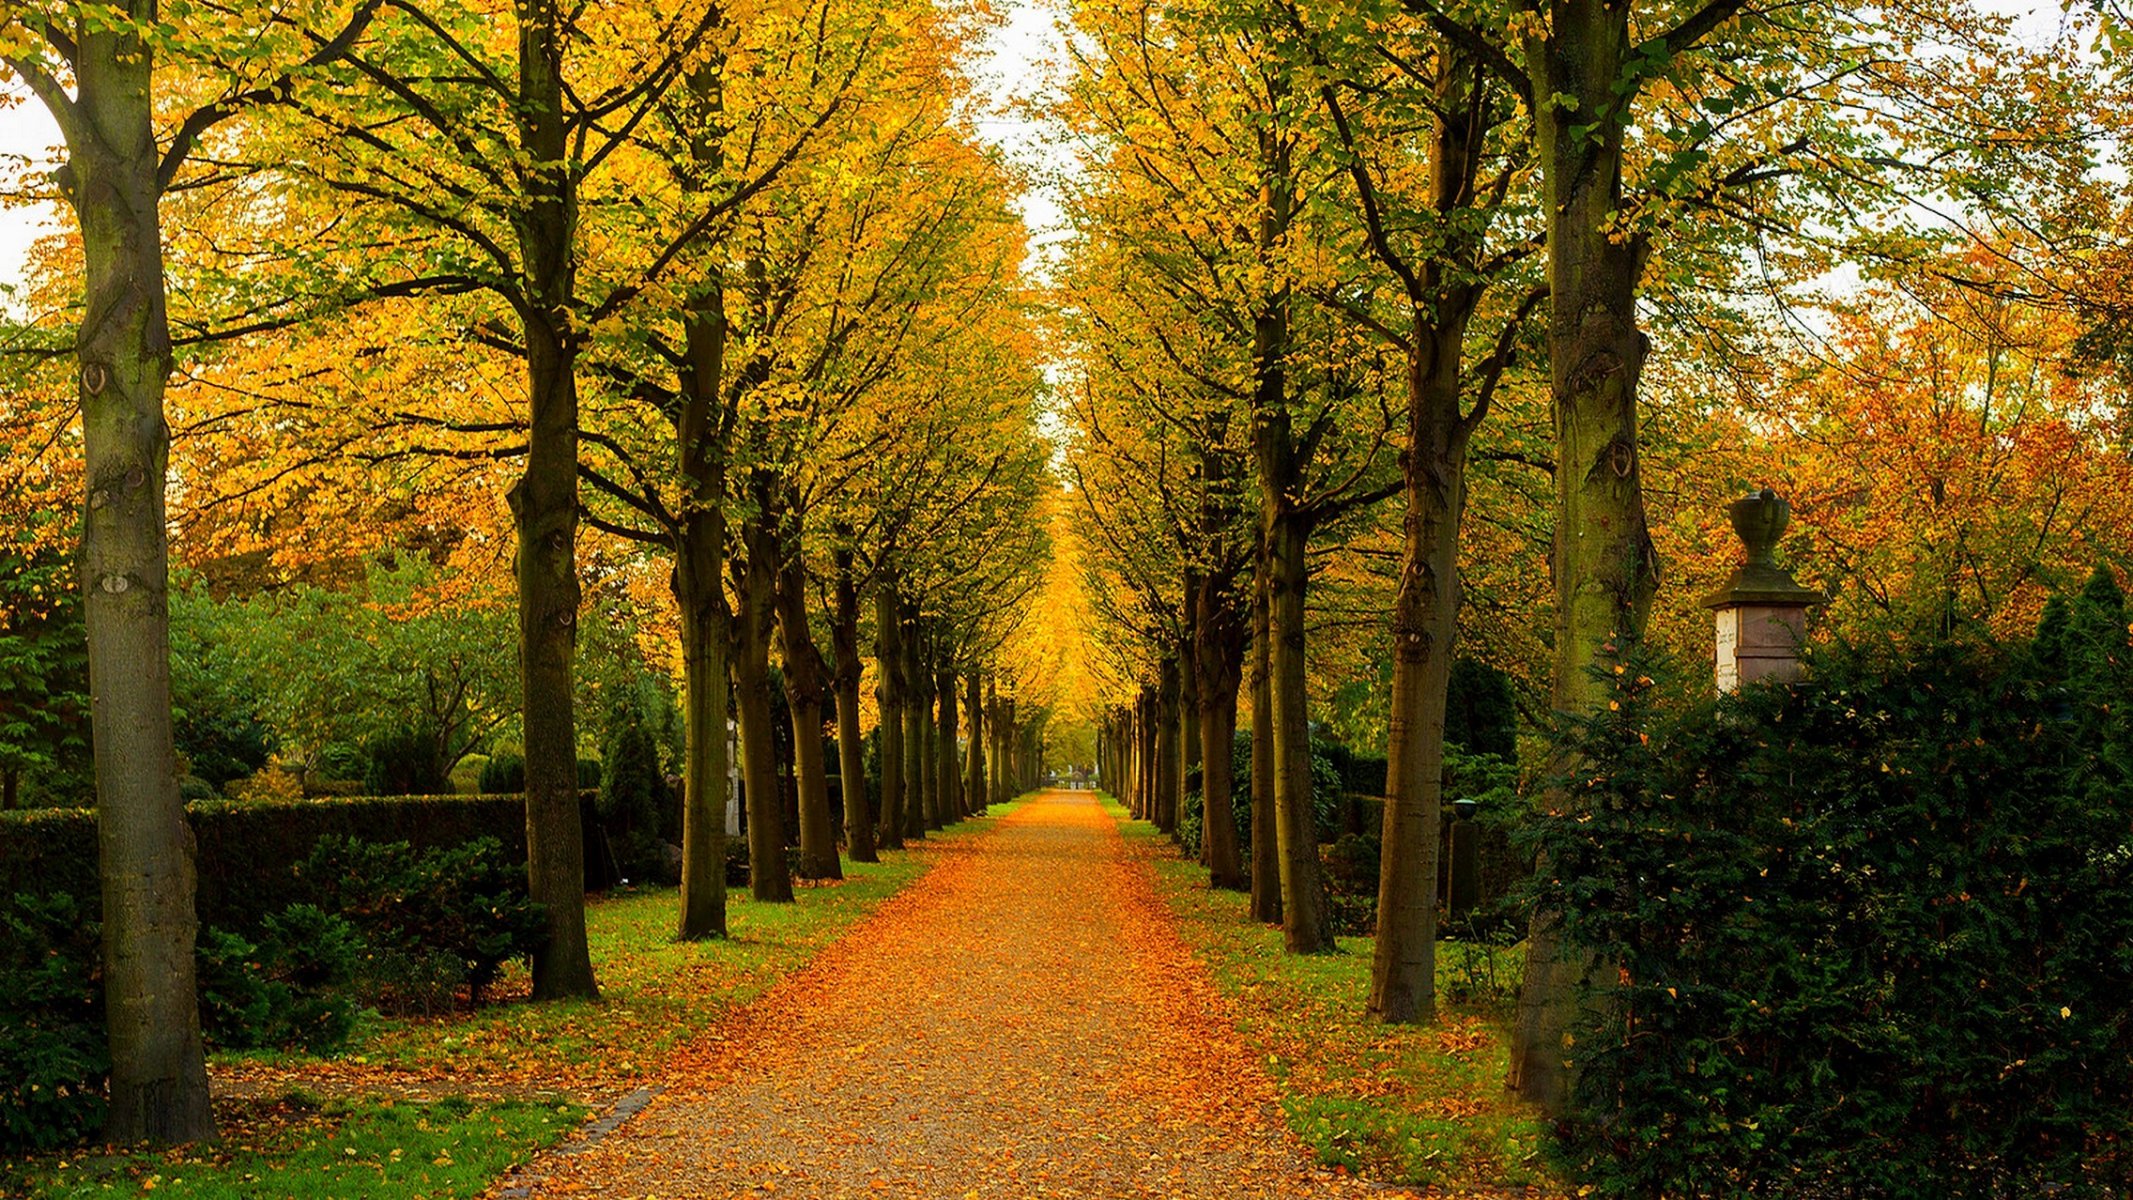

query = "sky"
[0, 0, 2078, 293]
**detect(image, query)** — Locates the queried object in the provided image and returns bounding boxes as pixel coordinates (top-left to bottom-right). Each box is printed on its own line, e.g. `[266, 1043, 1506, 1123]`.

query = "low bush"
[298, 835, 545, 1009]
[363, 727, 452, 797]
[196, 904, 364, 1054]
[600, 697, 673, 883]
[0, 793, 532, 931]
[0, 892, 105, 1151]
[1320, 832, 1380, 936]
[1537, 584, 2133, 1197]
[479, 753, 526, 794]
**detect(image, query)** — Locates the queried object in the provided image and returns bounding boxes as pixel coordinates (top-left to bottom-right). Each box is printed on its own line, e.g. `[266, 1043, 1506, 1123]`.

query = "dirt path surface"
[507, 790, 1385, 1199]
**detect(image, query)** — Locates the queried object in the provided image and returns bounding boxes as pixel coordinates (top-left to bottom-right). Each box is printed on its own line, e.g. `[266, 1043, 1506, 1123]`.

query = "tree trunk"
[997, 695, 1017, 804]
[63, 11, 216, 1141]
[831, 546, 876, 863]
[1266, 509, 1333, 953]
[1370, 338, 1472, 1024]
[964, 672, 985, 814]
[900, 603, 928, 842]
[673, 57, 732, 940]
[673, 500, 729, 938]
[513, 0, 597, 1002]
[1179, 580, 1201, 856]
[1197, 568, 1248, 889]
[774, 509, 840, 881]
[1250, 169, 1331, 950]
[733, 498, 793, 902]
[1154, 657, 1181, 834]
[937, 663, 960, 822]
[874, 574, 906, 850]
[1509, 2, 1661, 1112]
[917, 630, 941, 830]
[1249, 556, 1281, 924]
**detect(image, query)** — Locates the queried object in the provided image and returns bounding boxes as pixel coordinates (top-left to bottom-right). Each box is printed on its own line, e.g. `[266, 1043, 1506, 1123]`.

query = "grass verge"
[1105, 795, 1564, 1197]
[2, 1093, 584, 1199]
[224, 810, 1013, 1092]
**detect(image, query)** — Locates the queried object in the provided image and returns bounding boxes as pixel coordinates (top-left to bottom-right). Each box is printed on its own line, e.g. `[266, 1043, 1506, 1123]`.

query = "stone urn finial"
[1704, 487, 1824, 692]
[1728, 488, 1789, 568]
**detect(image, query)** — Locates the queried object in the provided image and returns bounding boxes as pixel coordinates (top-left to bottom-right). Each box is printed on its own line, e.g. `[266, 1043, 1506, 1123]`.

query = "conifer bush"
[0, 892, 105, 1150]
[1536, 572, 2133, 1197]
[297, 835, 545, 1009]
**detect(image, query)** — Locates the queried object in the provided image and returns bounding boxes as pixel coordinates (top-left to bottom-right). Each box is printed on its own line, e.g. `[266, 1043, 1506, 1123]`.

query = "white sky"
[0, 0, 2075, 292]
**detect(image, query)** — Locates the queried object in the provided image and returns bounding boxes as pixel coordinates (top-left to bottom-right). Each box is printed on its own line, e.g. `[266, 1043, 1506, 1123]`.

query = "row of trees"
[1054, 0, 2133, 1117]
[0, 0, 1058, 1146]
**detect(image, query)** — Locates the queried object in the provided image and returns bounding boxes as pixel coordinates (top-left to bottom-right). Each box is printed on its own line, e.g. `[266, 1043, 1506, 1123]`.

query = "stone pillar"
[1702, 489, 1825, 692]
[1447, 797, 1481, 919]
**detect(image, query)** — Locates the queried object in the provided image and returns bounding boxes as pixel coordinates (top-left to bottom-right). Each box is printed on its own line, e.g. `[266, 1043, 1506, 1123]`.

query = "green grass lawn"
[4, 810, 1018, 1199]
[3, 1094, 584, 1199]
[1104, 795, 1564, 1196]
[224, 814, 1012, 1089]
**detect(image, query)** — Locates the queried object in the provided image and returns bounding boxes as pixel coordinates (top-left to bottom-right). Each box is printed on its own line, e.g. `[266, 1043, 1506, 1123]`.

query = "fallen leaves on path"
[506, 793, 1400, 1199]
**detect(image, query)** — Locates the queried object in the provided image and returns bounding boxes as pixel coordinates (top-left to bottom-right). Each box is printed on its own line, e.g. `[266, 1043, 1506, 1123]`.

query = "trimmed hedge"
[0, 793, 530, 932]
[1538, 619, 2133, 1196]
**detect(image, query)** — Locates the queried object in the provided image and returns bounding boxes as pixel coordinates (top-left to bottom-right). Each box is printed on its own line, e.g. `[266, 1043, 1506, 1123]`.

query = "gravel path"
[507, 790, 1385, 1199]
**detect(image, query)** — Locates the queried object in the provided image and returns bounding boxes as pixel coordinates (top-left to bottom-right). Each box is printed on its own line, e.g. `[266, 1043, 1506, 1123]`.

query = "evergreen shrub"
[479, 752, 527, 794]
[0, 892, 105, 1150]
[1537, 576, 2133, 1197]
[297, 835, 545, 1009]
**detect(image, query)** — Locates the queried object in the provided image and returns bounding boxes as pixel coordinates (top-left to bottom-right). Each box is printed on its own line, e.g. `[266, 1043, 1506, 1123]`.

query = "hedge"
[0, 793, 537, 931]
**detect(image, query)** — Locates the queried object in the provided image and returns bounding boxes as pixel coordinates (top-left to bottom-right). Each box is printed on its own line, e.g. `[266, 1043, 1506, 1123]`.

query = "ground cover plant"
[0, 1093, 584, 1200]
[210, 819, 998, 1097]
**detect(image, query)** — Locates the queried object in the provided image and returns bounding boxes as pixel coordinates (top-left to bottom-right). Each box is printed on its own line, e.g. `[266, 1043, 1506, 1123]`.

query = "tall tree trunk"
[937, 662, 960, 822]
[831, 545, 876, 863]
[1197, 572, 1248, 889]
[1249, 159, 1330, 949]
[964, 672, 985, 813]
[1179, 580, 1201, 856]
[774, 509, 840, 881]
[1266, 509, 1333, 952]
[1154, 657, 1181, 834]
[673, 58, 731, 941]
[918, 630, 942, 830]
[998, 695, 1017, 804]
[62, 9, 215, 1141]
[733, 498, 793, 902]
[514, 0, 597, 1001]
[673, 498, 729, 937]
[874, 571, 906, 850]
[1249, 559, 1281, 924]
[900, 603, 928, 841]
[1508, 4, 1660, 1112]
[1370, 335, 1472, 1023]
[1247, 97, 1320, 948]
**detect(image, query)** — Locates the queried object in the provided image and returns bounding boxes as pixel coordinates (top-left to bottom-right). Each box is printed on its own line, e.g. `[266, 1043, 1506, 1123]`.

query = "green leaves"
[1534, 614, 2133, 1196]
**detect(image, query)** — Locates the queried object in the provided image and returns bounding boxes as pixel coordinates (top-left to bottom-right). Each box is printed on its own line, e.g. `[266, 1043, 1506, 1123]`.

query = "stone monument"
[1703, 488, 1825, 692]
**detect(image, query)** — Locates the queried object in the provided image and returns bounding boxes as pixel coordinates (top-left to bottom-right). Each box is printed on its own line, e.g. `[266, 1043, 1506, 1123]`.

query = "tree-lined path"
[516, 791, 1370, 1199]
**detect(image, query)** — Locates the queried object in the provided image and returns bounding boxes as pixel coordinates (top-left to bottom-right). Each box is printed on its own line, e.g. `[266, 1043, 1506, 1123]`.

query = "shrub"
[298, 835, 545, 1009]
[1446, 657, 1518, 760]
[1226, 729, 1346, 851]
[480, 752, 527, 794]
[363, 726, 452, 797]
[599, 697, 672, 883]
[1320, 832, 1381, 936]
[196, 905, 363, 1054]
[1536, 619, 2133, 1197]
[0, 892, 105, 1151]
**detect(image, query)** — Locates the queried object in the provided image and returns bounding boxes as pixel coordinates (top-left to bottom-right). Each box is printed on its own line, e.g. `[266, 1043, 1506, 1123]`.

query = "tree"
[0, 0, 379, 1141]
